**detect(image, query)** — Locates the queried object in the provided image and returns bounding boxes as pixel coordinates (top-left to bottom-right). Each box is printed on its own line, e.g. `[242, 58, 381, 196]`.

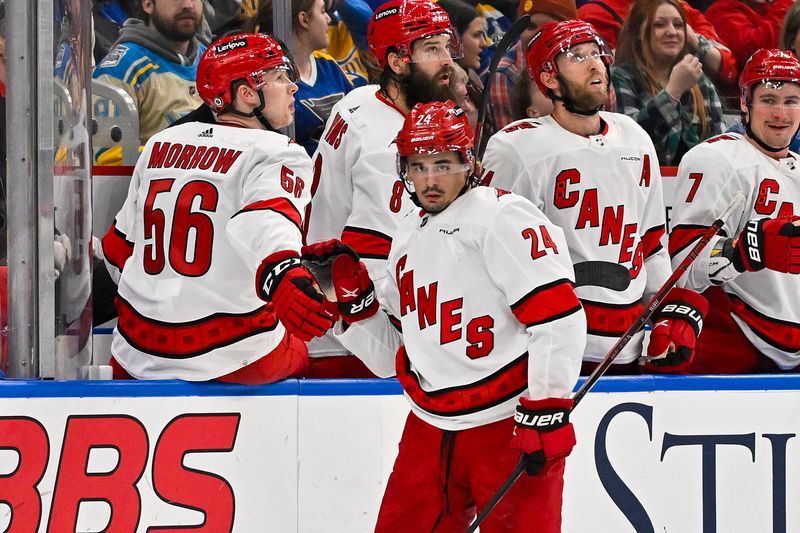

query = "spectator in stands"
[326, 0, 375, 86]
[509, 71, 554, 121]
[93, 0, 206, 160]
[450, 62, 478, 127]
[612, 0, 725, 165]
[490, 0, 576, 130]
[438, 1, 488, 136]
[578, 0, 738, 92]
[245, 0, 354, 156]
[781, 2, 800, 57]
[438, 0, 488, 74]
[92, 0, 138, 65]
[705, 0, 792, 81]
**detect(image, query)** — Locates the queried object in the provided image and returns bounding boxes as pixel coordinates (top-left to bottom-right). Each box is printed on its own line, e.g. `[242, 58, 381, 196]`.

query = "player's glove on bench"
[642, 287, 708, 373]
[258, 250, 337, 341]
[511, 397, 576, 476]
[301, 239, 379, 323]
[733, 216, 800, 274]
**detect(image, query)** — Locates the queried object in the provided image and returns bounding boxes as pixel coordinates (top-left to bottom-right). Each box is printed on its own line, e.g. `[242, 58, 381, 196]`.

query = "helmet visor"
[407, 32, 464, 64]
[251, 57, 298, 89]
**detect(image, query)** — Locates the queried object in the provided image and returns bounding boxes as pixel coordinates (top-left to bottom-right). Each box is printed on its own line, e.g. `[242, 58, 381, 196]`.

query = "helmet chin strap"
[227, 91, 275, 131]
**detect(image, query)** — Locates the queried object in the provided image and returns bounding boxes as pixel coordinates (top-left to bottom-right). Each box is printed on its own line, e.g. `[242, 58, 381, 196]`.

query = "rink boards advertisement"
[1, 376, 799, 533]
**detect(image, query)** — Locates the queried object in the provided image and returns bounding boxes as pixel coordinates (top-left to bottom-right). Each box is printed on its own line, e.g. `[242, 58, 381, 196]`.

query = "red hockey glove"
[301, 238, 359, 264]
[733, 216, 800, 274]
[258, 250, 337, 341]
[330, 252, 379, 323]
[641, 288, 708, 373]
[511, 397, 576, 476]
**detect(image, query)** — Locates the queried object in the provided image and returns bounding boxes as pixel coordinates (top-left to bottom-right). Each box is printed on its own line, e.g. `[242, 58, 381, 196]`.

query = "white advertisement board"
[2, 377, 799, 532]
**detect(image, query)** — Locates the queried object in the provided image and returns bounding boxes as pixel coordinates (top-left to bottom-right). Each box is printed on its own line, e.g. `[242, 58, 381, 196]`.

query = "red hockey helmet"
[197, 33, 296, 113]
[368, 0, 459, 68]
[397, 100, 474, 160]
[396, 100, 476, 185]
[525, 20, 612, 94]
[740, 48, 800, 104]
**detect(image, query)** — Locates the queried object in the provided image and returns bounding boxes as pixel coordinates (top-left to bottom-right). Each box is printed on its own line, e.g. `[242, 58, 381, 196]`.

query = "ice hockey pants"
[375, 411, 566, 533]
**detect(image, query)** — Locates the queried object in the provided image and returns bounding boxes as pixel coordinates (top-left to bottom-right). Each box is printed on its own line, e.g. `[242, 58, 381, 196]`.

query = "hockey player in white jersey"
[482, 20, 708, 374]
[668, 49, 800, 374]
[303, 0, 463, 376]
[308, 100, 586, 531]
[101, 34, 337, 383]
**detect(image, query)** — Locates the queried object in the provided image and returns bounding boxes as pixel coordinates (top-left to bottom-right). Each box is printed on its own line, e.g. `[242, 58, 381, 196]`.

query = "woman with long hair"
[612, 0, 725, 165]
[245, 0, 354, 155]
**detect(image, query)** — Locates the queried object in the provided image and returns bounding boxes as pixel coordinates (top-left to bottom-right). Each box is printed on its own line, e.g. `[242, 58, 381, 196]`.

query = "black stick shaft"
[474, 15, 530, 160]
[466, 460, 525, 533]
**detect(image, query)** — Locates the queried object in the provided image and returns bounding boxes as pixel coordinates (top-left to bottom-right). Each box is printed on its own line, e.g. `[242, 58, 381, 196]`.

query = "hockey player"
[303, 0, 462, 376]
[307, 100, 586, 531]
[101, 34, 337, 383]
[482, 20, 708, 374]
[668, 49, 800, 373]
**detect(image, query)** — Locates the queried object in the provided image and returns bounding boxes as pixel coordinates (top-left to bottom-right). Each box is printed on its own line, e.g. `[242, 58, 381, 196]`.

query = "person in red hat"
[667, 48, 800, 374]
[101, 33, 338, 383]
[316, 99, 585, 532]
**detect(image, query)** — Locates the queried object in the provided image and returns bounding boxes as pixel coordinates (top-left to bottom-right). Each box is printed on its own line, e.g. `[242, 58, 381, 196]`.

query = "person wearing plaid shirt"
[610, 0, 725, 165]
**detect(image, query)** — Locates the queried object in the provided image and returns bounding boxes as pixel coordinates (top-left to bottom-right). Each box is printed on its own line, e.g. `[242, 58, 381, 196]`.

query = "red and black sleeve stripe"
[511, 278, 582, 327]
[102, 223, 134, 271]
[341, 226, 393, 260]
[234, 198, 303, 233]
[641, 224, 665, 259]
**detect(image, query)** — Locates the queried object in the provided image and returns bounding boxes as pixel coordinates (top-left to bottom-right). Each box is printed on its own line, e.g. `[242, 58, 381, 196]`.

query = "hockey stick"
[466, 192, 746, 533]
[572, 191, 746, 406]
[473, 14, 531, 159]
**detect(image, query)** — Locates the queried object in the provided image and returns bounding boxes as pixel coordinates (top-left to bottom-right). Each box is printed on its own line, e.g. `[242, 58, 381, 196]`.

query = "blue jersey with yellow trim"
[295, 52, 354, 156]
[93, 40, 205, 148]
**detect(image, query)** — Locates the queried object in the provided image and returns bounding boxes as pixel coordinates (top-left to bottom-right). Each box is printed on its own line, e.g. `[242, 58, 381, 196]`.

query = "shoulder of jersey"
[497, 117, 545, 137]
[602, 111, 653, 142]
[465, 186, 524, 217]
[311, 50, 342, 64]
[327, 84, 381, 125]
[94, 41, 152, 80]
[688, 132, 750, 161]
[163, 121, 295, 150]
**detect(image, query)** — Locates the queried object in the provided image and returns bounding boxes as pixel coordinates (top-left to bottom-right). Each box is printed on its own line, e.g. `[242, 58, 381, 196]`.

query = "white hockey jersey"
[102, 121, 312, 380]
[305, 84, 413, 357]
[482, 113, 671, 364]
[336, 187, 587, 430]
[670, 133, 800, 369]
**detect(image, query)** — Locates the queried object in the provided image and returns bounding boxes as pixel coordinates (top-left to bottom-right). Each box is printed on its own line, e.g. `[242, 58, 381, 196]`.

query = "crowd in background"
[89, 0, 800, 165]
